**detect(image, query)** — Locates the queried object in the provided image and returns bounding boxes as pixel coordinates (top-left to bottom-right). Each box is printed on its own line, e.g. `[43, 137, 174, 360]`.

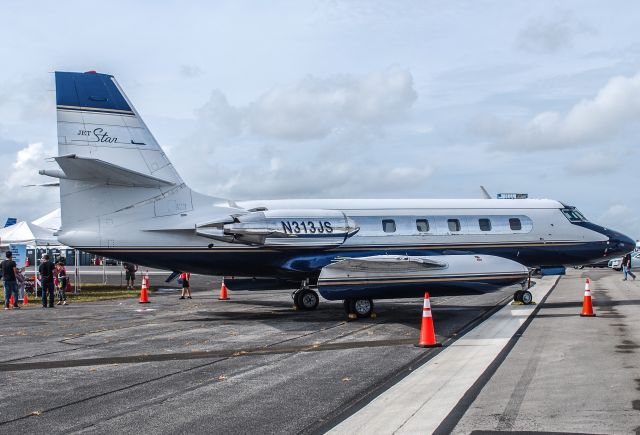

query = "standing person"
[179, 272, 191, 299]
[39, 254, 56, 308]
[55, 262, 68, 305]
[623, 252, 636, 281]
[1, 251, 20, 309]
[123, 262, 138, 289]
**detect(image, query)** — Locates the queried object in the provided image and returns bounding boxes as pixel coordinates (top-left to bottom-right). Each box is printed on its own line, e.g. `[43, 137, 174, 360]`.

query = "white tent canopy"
[32, 208, 61, 232]
[0, 220, 60, 247]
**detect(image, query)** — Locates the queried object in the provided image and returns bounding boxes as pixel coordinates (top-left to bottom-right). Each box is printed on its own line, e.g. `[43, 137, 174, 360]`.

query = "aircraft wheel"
[350, 298, 374, 318]
[521, 290, 533, 305]
[514, 290, 524, 302]
[296, 289, 319, 310]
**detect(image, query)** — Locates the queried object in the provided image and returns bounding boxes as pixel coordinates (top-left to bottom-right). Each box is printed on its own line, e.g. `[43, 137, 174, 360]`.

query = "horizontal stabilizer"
[42, 155, 175, 188]
[23, 182, 61, 187]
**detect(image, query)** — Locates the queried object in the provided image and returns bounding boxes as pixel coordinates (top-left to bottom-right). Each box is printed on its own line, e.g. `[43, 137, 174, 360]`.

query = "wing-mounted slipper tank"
[317, 254, 530, 300]
[195, 209, 359, 249]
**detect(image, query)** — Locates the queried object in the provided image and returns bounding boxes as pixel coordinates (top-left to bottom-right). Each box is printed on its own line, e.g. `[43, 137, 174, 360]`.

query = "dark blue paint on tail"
[55, 71, 132, 112]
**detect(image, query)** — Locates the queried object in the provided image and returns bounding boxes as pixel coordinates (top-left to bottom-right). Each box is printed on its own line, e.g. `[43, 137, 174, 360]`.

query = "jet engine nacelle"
[196, 209, 360, 249]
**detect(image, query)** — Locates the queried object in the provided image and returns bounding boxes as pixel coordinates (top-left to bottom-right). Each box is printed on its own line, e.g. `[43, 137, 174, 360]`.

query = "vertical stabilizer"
[53, 71, 215, 247]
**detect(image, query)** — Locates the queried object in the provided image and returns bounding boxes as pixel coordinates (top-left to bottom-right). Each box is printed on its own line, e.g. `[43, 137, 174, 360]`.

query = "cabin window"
[382, 219, 396, 233]
[416, 219, 429, 232]
[509, 218, 522, 231]
[447, 219, 461, 232]
[479, 218, 492, 231]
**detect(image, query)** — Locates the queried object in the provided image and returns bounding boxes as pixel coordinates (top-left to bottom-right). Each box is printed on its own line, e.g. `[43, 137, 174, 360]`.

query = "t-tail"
[44, 71, 236, 248]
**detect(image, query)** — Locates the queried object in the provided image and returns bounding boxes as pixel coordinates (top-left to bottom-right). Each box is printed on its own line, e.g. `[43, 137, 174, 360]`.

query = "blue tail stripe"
[55, 71, 132, 112]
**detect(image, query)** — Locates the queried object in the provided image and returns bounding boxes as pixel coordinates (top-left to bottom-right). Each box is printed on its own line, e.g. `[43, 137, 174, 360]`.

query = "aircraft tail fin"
[52, 71, 212, 246]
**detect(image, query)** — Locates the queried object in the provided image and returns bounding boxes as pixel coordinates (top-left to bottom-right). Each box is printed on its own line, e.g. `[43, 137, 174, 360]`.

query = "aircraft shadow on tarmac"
[173, 299, 500, 335]
[177, 307, 421, 328]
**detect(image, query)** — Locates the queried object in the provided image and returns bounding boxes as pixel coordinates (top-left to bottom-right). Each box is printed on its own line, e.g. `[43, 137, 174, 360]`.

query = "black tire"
[514, 290, 524, 302]
[297, 289, 319, 310]
[349, 298, 374, 318]
[521, 290, 533, 305]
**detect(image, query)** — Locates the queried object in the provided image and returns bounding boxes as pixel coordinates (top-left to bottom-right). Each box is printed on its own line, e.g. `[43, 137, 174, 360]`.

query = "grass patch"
[17, 284, 151, 304]
[67, 283, 152, 302]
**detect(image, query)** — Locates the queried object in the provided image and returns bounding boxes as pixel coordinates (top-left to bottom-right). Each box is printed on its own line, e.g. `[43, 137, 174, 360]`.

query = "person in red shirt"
[179, 272, 191, 300]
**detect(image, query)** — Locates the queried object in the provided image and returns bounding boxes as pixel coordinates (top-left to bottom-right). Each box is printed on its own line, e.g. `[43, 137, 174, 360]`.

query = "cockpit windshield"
[561, 207, 588, 222]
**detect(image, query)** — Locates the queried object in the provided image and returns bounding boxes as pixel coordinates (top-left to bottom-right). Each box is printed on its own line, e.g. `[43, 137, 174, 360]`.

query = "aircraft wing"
[317, 254, 529, 300]
[327, 255, 447, 272]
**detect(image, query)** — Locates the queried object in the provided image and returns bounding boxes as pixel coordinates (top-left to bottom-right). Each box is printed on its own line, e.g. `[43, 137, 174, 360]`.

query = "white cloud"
[180, 64, 203, 78]
[516, 13, 594, 53]
[565, 151, 617, 176]
[6, 142, 55, 188]
[599, 204, 640, 238]
[0, 75, 54, 123]
[204, 157, 432, 199]
[475, 71, 640, 150]
[192, 67, 417, 142]
[193, 90, 243, 139]
[0, 142, 59, 221]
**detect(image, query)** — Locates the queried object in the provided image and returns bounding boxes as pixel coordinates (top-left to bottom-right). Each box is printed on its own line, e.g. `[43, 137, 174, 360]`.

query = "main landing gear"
[343, 298, 376, 319]
[292, 280, 319, 311]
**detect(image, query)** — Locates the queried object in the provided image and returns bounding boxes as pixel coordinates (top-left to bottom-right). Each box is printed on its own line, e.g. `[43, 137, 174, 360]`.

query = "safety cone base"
[414, 342, 442, 348]
[580, 313, 596, 317]
[218, 282, 230, 300]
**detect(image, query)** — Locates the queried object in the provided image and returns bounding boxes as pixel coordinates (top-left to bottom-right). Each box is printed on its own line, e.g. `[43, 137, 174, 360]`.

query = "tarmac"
[0, 268, 638, 434]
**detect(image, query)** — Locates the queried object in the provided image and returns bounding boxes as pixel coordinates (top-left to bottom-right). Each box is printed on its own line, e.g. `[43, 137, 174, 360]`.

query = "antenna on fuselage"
[480, 185, 492, 199]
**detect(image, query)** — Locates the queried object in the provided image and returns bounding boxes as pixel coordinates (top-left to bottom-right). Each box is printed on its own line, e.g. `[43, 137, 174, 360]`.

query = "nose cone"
[608, 230, 636, 256]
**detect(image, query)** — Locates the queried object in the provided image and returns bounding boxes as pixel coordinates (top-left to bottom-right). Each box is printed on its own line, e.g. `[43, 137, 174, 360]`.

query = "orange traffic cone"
[139, 275, 150, 304]
[416, 292, 442, 348]
[23, 292, 28, 306]
[218, 280, 230, 301]
[580, 277, 595, 317]
[9, 295, 15, 308]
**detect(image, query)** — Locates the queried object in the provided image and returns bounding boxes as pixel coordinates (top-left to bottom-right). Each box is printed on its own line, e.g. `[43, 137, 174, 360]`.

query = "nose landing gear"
[514, 271, 534, 305]
[514, 289, 533, 305]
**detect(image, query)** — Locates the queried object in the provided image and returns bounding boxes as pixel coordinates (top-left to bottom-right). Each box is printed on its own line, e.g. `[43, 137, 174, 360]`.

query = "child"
[55, 262, 68, 305]
[179, 272, 191, 299]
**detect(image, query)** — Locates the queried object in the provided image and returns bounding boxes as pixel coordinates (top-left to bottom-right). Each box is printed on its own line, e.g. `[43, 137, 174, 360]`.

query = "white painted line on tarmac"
[328, 276, 560, 435]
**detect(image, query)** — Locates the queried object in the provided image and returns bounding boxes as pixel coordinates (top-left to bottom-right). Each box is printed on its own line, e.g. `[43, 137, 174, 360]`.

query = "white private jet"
[42, 71, 635, 317]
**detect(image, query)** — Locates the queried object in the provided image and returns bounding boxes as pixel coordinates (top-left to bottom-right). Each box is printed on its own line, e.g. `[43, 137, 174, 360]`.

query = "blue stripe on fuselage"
[80, 239, 608, 278]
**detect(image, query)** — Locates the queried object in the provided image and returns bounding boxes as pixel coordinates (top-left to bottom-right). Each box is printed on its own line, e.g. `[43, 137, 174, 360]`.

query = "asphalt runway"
[0, 273, 516, 434]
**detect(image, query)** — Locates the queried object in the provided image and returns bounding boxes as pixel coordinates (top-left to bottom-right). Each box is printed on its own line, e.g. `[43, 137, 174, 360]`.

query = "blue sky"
[1, 1, 639, 237]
